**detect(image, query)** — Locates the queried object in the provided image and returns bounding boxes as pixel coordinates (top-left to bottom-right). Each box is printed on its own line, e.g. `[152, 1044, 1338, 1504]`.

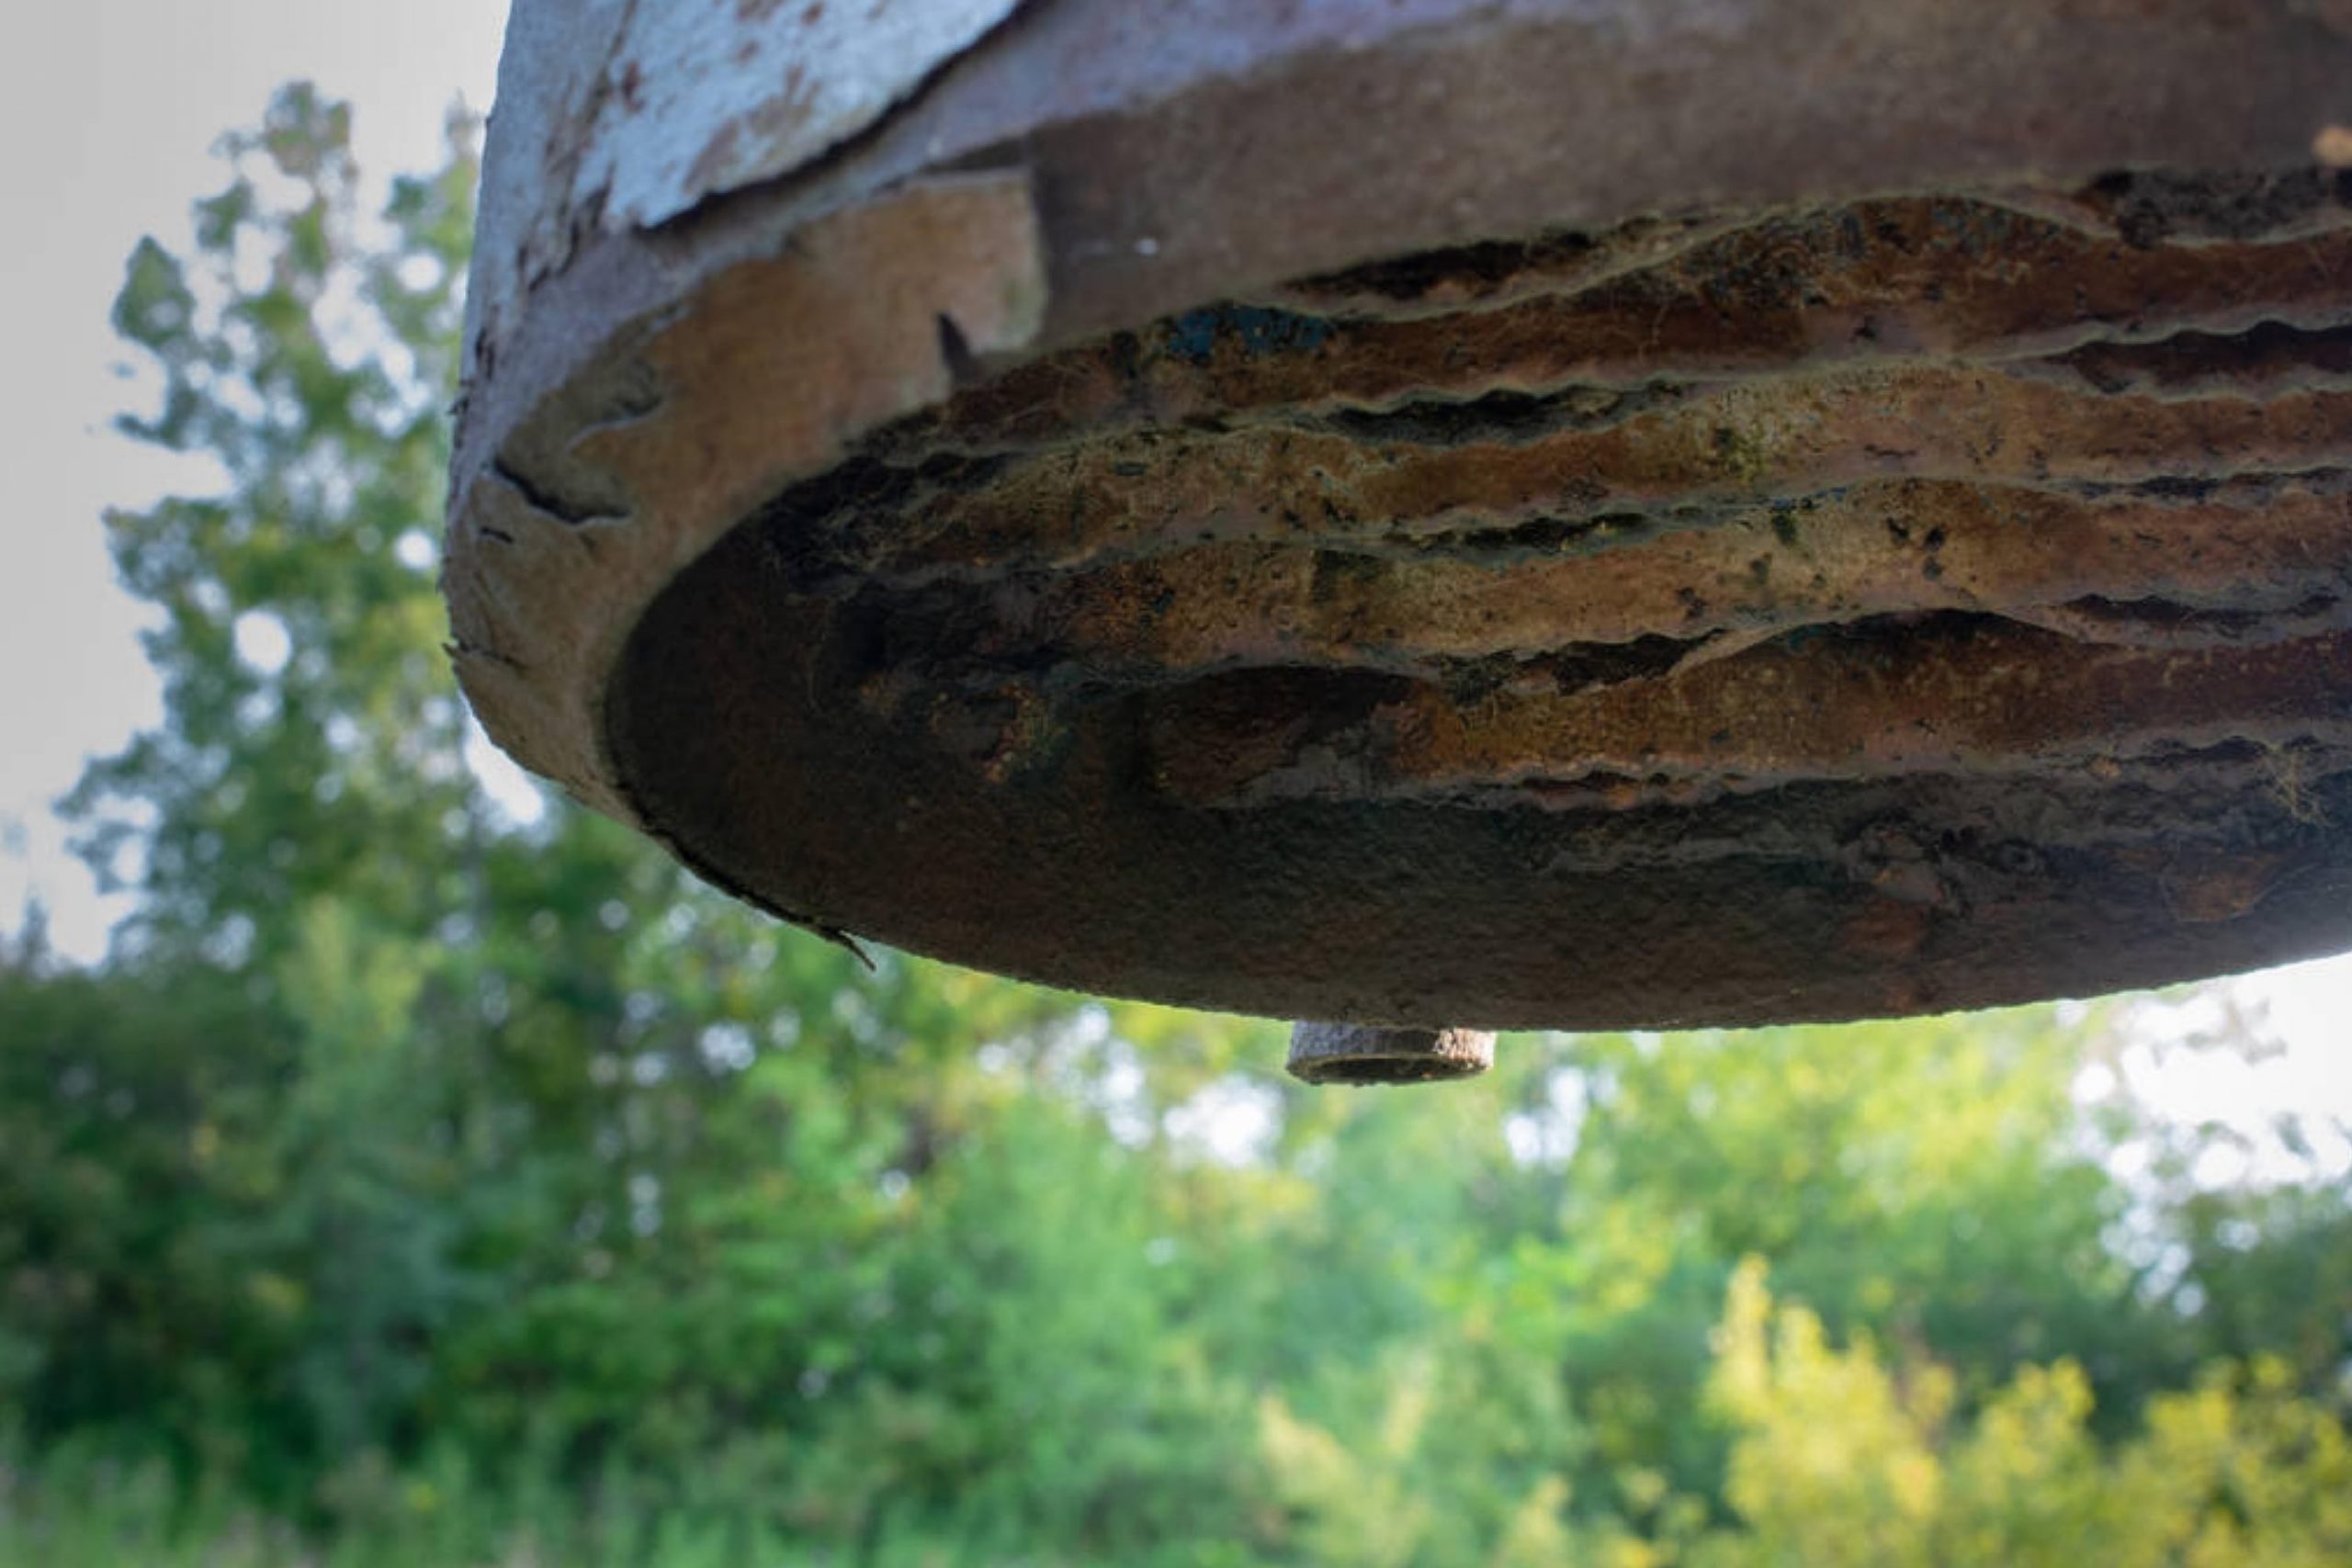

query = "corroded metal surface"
[447, 0, 2352, 1031]
[1288, 1024, 1498, 1086]
[607, 169, 2352, 1026]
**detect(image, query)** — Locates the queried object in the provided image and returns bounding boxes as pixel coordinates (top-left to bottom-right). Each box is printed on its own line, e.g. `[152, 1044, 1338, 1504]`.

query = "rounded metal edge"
[444, 0, 2352, 997]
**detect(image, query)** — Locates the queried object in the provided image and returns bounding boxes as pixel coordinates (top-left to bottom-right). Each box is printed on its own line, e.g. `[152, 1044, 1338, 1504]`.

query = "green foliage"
[3, 81, 2348, 1563]
[1683, 1262, 2352, 1568]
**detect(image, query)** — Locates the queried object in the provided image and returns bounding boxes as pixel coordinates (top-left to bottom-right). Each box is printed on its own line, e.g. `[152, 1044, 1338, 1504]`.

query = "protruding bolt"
[1286, 1022, 1496, 1086]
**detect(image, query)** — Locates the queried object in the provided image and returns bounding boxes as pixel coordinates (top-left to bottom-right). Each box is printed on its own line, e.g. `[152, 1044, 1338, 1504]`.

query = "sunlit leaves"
[1694, 1264, 2352, 1567]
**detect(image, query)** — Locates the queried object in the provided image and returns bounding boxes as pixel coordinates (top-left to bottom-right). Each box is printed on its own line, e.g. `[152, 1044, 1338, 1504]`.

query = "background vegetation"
[3, 87, 2347, 1565]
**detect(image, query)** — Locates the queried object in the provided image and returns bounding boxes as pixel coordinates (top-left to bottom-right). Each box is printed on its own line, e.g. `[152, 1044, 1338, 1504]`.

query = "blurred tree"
[22, 83, 1116, 1523]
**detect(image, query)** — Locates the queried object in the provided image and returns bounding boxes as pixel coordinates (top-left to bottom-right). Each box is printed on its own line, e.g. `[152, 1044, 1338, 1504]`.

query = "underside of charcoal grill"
[446, 0, 2352, 1032]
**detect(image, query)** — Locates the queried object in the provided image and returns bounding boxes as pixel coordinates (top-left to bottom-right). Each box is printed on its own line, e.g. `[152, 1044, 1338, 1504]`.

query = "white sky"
[0, 0, 508, 954]
[0, 1, 2344, 1176]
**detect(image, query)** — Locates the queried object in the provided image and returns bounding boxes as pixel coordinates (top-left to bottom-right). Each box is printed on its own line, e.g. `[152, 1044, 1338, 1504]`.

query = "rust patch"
[1841, 897, 1937, 964]
[888, 194, 2352, 457]
[603, 164, 2352, 1028]
[2161, 849, 2292, 923]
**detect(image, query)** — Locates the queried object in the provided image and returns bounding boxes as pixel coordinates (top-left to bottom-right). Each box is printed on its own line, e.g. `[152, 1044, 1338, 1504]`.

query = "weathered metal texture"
[462, 0, 1025, 401]
[1288, 1024, 1498, 1087]
[447, 0, 2352, 1031]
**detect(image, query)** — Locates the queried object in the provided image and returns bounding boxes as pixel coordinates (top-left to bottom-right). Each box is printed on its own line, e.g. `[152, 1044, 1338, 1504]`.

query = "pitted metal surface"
[448, 0, 2352, 1031]
[609, 169, 2352, 1026]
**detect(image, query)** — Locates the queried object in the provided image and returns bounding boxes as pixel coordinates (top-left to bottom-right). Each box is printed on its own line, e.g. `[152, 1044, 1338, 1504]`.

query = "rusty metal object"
[446, 0, 2352, 1043]
[1288, 1024, 1498, 1087]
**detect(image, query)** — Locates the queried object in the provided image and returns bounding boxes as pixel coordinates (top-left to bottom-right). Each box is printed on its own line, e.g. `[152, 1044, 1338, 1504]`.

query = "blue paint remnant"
[1163, 304, 1336, 366]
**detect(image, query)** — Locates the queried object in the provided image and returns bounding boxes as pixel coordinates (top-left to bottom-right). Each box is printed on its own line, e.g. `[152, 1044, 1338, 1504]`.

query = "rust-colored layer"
[886, 191, 2352, 457]
[604, 164, 2352, 1028]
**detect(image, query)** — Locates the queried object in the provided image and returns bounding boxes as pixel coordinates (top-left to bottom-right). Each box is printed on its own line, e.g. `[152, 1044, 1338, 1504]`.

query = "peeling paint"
[461, 0, 1020, 430]
[578, 0, 1023, 231]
